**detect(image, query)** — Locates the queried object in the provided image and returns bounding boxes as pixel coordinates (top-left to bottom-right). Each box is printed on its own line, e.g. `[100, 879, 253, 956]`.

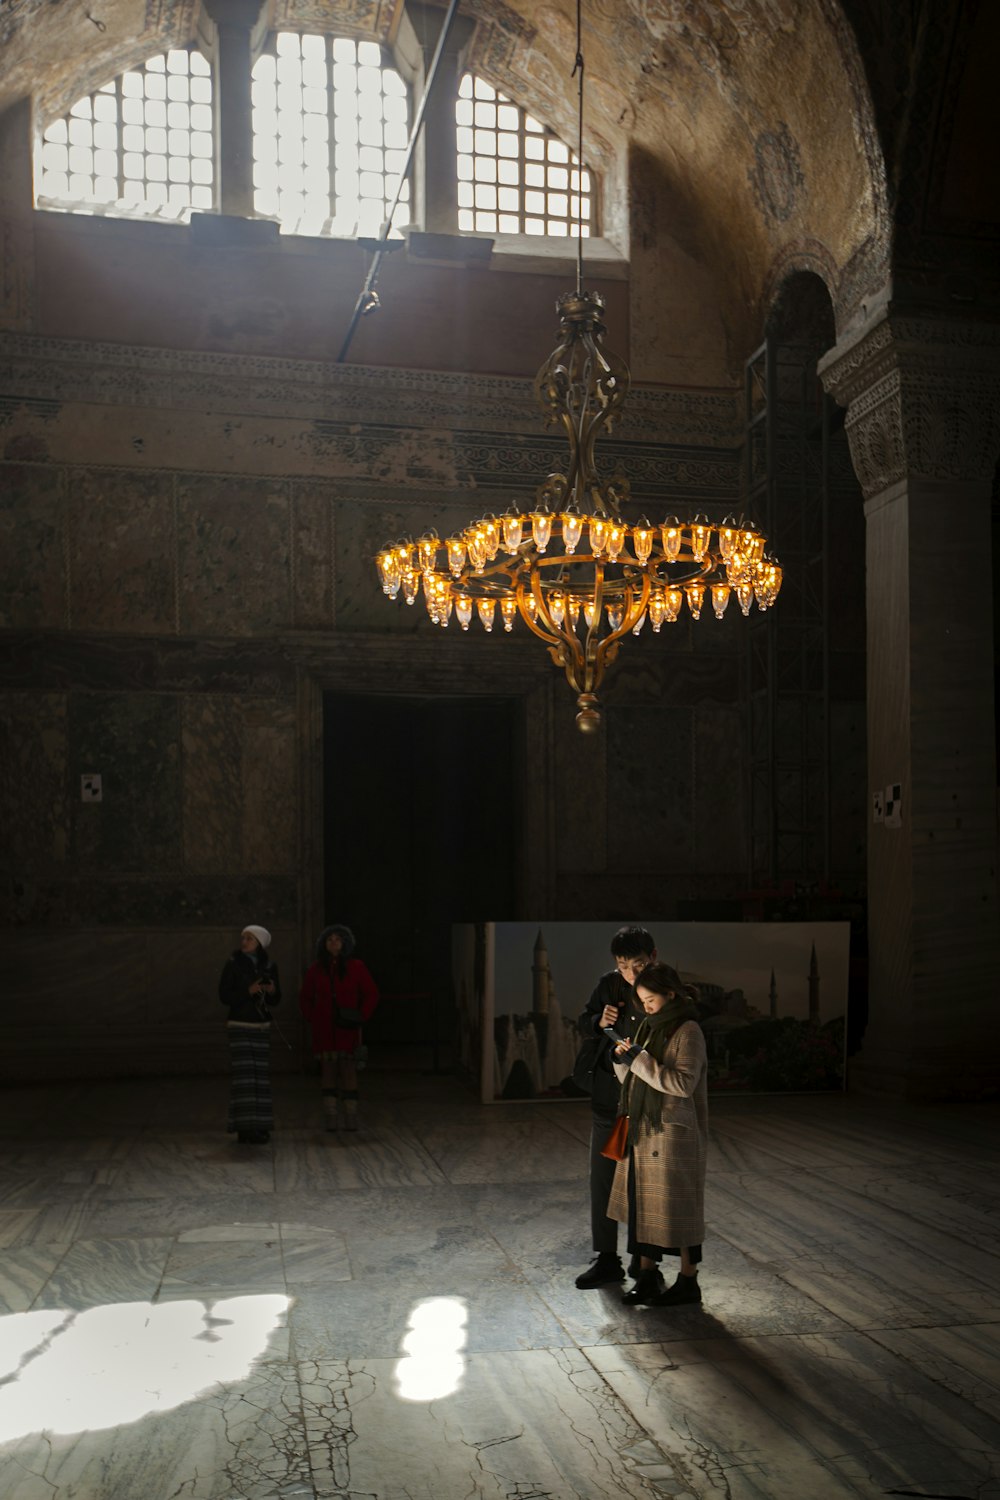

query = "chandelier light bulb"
[561, 507, 584, 553]
[499, 596, 517, 632]
[531, 507, 553, 553]
[665, 587, 683, 622]
[661, 519, 682, 560]
[550, 590, 567, 627]
[633, 518, 654, 563]
[589, 516, 609, 556]
[446, 537, 466, 577]
[648, 590, 667, 632]
[417, 533, 439, 573]
[691, 516, 711, 562]
[686, 582, 706, 619]
[477, 597, 496, 632]
[711, 582, 731, 619]
[606, 522, 626, 560]
[502, 510, 524, 553]
[455, 594, 473, 631]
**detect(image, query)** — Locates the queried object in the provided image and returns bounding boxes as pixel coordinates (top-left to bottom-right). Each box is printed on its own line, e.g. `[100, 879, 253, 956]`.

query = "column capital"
[202, 0, 268, 31]
[818, 310, 1000, 498]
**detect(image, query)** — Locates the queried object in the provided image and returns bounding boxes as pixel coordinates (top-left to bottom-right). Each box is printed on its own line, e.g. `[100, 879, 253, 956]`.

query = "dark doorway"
[322, 692, 520, 1052]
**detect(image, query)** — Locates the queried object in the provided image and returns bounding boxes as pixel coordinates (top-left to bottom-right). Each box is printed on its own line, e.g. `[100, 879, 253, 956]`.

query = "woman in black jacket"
[219, 924, 281, 1144]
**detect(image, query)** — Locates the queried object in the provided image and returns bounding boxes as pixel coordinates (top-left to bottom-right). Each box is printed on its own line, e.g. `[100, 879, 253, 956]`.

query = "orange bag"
[600, 1115, 629, 1161]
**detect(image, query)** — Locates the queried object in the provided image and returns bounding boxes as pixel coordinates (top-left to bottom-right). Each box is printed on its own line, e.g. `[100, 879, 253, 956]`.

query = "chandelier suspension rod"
[572, 0, 584, 297]
[337, 0, 462, 364]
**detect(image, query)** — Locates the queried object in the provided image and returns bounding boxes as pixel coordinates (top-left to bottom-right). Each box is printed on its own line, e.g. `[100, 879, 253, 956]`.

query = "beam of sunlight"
[393, 1296, 467, 1403]
[0, 1294, 289, 1442]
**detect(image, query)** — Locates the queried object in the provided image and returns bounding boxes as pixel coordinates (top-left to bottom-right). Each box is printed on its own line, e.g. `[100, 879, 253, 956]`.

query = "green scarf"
[620, 996, 699, 1141]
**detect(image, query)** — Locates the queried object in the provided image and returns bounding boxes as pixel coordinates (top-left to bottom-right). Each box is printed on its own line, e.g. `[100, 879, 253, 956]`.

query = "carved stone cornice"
[817, 310, 1000, 497]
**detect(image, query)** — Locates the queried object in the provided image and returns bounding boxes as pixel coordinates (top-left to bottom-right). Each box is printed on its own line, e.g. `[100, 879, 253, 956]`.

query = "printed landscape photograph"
[487, 921, 851, 1100]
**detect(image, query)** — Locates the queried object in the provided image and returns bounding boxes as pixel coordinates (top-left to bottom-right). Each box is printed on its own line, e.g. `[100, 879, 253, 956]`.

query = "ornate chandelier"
[374, 15, 782, 733]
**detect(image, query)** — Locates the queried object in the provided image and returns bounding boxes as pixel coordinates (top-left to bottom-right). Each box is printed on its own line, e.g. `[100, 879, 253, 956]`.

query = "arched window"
[251, 33, 410, 238]
[37, 49, 214, 220]
[456, 75, 593, 237]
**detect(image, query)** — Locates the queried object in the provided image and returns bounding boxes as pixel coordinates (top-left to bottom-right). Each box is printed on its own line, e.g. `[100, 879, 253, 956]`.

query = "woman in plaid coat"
[607, 962, 708, 1306]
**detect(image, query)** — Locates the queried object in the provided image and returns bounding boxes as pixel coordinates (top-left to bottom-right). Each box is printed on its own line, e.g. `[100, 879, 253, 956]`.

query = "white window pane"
[144, 74, 166, 101]
[498, 185, 519, 211]
[383, 70, 406, 97]
[459, 74, 473, 99]
[303, 112, 328, 141]
[44, 120, 68, 143]
[497, 132, 518, 158]
[191, 50, 211, 76]
[458, 207, 474, 229]
[70, 98, 92, 119]
[69, 172, 93, 196]
[277, 83, 304, 113]
[359, 170, 384, 199]
[166, 50, 188, 73]
[278, 136, 304, 166]
[384, 148, 406, 176]
[123, 153, 145, 179]
[191, 76, 212, 104]
[68, 145, 93, 174]
[302, 34, 326, 62]
[145, 127, 167, 154]
[359, 118, 383, 147]
[332, 37, 356, 63]
[525, 218, 545, 234]
[123, 180, 144, 203]
[384, 119, 407, 148]
[303, 137, 328, 170]
[458, 181, 474, 208]
[145, 100, 167, 128]
[192, 184, 213, 207]
[456, 100, 473, 128]
[547, 140, 569, 163]
[525, 189, 545, 214]
[168, 101, 189, 128]
[333, 62, 357, 93]
[93, 121, 117, 150]
[548, 192, 568, 217]
[474, 101, 496, 128]
[302, 87, 327, 115]
[191, 102, 213, 132]
[168, 158, 190, 183]
[45, 171, 69, 196]
[457, 154, 473, 182]
[167, 75, 189, 102]
[122, 74, 144, 98]
[168, 128, 190, 156]
[474, 78, 494, 100]
[94, 94, 118, 122]
[358, 42, 381, 67]
[474, 182, 497, 209]
[94, 176, 117, 203]
[146, 181, 167, 204]
[524, 113, 542, 133]
[498, 157, 519, 185]
[474, 129, 496, 156]
[498, 213, 519, 232]
[191, 131, 214, 159]
[525, 136, 544, 160]
[146, 155, 167, 181]
[456, 126, 474, 155]
[358, 144, 383, 173]
[547, 220, 569, 237]
[474, 156, 497, 183]
[93, 148, 117, 177]
[192, 158, 213, 185]
[497, 104, 519, 130]
[525, 162, 544, 187]
[42, 142, 69, 172]
[549, 165, 568, 190]
[475, 210, 496, 232]
[121, 97, 143, 125]
[68, 118, 92, 145]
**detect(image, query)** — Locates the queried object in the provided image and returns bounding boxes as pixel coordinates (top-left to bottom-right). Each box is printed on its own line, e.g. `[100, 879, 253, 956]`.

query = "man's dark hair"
[609, 925, 655, 959]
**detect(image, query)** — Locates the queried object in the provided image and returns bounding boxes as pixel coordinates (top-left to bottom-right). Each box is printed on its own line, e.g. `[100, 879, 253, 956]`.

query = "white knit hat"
[242, 925, 272, 950]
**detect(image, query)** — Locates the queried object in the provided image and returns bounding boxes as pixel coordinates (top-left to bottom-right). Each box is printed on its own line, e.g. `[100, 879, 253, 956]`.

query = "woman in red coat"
[299, 924, 379, 1132]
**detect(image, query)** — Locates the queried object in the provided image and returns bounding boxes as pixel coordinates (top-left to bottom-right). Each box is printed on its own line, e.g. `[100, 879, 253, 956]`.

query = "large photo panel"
[485, 921, 850, 1101]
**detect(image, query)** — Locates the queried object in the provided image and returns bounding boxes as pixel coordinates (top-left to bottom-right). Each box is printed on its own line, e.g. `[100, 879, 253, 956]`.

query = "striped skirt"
[226, 1027, 273, 1133]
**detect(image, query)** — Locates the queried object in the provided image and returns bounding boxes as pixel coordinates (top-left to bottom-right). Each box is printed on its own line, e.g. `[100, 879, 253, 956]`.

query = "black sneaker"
[657, 1273, 702, 1306]
[574, 1254, 625, 1289]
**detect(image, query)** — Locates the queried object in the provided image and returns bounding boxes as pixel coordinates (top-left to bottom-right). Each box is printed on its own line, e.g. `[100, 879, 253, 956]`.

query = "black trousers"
[589, 1112, 621, 1255]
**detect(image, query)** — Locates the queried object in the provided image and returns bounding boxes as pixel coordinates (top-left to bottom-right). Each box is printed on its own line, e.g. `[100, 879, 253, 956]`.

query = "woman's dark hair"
[634, 961, 698, 1005]
[315, 923, 356, 976]
[609, 925, 655, 960]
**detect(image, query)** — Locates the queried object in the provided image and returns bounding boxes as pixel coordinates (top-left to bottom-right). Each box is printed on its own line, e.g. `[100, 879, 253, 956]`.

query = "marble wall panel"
[0, 692, 69, 870]
[4, 875, 299, 928]
[241, 700, 297, 873]
[7, 931, 149, 1027]
[66, 469, 176, 634]
[333, 497, 479, 632]
[176, 476, 291, 636]
[607, 704, 695, 871]
[0, 632, 296, 697]
[0, 464, 67, 628]
[554, 712, 607, 874]
[830, 699, 867, 877]
[693, 703, 746, 873]
[181, 696, 243, 872]
[69, 693, 182, 872]
[290, 481, 334, 627]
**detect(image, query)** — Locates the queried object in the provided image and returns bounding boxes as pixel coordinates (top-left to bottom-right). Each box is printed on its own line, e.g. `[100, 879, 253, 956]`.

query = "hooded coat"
[606, 1019, 708, 1250]
[299, 926, 379, 1054]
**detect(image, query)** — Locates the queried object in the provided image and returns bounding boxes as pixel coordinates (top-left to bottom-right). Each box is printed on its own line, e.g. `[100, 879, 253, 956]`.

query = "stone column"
[407, 4, 475, 236]
[203, 0, 267, 219]
[820, 312, 1000, 1098]
[0, 99, 36, 331]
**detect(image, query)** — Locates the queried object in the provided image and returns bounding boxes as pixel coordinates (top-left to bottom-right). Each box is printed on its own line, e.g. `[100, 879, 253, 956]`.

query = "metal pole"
[337, 0, 462, 363]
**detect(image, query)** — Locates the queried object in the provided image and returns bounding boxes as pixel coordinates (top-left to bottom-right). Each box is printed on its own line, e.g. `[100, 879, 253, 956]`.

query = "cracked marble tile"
[109, 1139, 277, 1200]
[586, 1327, 1000, 1499]
[299, 1346, 684, 1499]
[274, 1133, 448, 1192]
[36, 1236, 174, 1310]
[0, 1246, 71, 1313]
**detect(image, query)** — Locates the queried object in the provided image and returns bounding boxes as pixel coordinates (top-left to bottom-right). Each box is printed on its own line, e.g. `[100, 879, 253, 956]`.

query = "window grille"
[251, 33, 410, 238]
[38, 49, 214, 219]
[456, 75, 593, 237]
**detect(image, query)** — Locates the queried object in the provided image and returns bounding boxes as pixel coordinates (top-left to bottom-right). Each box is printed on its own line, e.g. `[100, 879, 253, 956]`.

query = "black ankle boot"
[575, 1254, 625, 1289]
[657, 1272, 702, 1306]
[622, 1267, 665, 1304]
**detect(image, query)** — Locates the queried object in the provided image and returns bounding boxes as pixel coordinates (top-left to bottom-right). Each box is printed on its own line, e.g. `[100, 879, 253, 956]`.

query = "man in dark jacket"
[574, 925, 656, 1288]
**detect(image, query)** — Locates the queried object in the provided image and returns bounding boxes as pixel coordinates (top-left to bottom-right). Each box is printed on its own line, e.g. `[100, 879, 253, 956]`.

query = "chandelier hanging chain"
[374, 2, 782, 732]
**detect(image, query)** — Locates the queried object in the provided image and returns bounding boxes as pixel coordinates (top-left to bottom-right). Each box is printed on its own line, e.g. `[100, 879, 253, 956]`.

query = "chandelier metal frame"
[375, 3, 782, 732]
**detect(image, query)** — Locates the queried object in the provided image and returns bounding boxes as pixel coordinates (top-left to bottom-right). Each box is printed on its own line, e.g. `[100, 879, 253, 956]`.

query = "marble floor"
[0, 1065, 998, 1500]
